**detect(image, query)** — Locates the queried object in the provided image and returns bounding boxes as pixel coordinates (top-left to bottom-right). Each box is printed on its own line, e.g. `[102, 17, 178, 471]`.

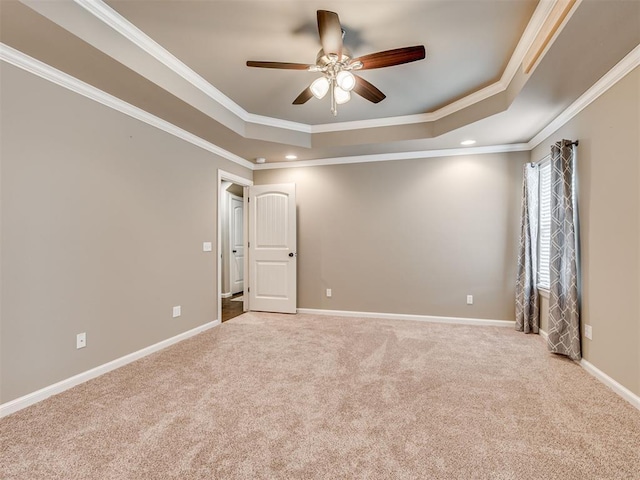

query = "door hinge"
[248, 241, 250, 248]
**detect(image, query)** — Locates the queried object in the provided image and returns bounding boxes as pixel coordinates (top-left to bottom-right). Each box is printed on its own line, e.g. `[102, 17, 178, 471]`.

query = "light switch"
[173, 306, 181, 318]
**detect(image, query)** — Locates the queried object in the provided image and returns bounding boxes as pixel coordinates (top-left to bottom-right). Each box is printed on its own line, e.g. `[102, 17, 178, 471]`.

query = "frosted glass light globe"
[310, 77, 330, 99]
[336, 70, 356, 92]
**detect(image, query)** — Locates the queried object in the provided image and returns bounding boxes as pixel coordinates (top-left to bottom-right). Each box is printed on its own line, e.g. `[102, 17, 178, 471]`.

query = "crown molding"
[3, 36, 637, 173]
[73, 0, 247, 120]
[253, 144, 531, 170]
[74, 0, 557, 135]
[244, 112, 312, 134]
[523, 0, 581, 75]
[308, 0, 557, 134]
[528, 43, 640, 149]
[0, 43, 254, 170]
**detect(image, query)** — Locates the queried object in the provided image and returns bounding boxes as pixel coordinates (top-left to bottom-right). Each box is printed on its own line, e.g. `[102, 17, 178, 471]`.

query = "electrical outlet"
[76, 332, 86, 349]
[202, 242, 212, 252]
[326, 289, 332, 298]
[466, 295, 473, 305]
[173, 305, 181, 318]
[585, 324, 592, 340]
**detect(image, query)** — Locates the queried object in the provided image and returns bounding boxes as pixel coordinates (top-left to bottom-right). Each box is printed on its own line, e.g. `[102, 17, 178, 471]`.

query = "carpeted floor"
[1, 312, 639, 479]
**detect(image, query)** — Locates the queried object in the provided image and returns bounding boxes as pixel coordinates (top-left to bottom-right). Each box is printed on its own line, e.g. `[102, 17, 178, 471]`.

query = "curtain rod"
[531, 139, 579, 166]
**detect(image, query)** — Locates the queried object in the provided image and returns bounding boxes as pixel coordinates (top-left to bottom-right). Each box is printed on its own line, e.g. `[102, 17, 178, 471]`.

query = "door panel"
[249, 184, 296, 313]
[229, 194, 244, 294]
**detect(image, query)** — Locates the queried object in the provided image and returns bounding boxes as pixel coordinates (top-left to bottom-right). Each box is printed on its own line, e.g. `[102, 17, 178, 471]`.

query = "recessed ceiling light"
[255, 157, 266, 164]
[285, 154, 298, 160]
[461, 140, 476, 146]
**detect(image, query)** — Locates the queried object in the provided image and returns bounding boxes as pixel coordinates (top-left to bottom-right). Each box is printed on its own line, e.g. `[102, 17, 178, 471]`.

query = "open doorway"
[217, 170, 252, 323]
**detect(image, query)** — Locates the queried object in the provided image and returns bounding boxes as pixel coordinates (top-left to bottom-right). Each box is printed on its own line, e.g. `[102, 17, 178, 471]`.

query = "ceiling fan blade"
[246, 61, 312, 70]
[352, 46, 426, 70]
[317, 10, 343, 58]
[293, 87, 314, 105]
[353, 76, 386, 103]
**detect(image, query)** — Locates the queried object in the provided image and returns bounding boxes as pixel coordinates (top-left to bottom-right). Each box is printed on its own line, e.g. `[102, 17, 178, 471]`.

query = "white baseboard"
[221, 292, 232, 299]
[535, 329, 638, 411]
[580, 359, 640, 411]
[0, 320, 220, 418]
[297, 308, 515, 328]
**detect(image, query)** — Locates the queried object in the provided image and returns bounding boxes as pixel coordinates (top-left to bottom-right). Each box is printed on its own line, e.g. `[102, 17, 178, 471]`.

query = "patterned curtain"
[516, 163, 539, 333]
[547, 140, 581, 360]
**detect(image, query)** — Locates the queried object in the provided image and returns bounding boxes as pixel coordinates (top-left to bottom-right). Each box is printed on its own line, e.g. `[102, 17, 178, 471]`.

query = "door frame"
[217, 170, 252, 323]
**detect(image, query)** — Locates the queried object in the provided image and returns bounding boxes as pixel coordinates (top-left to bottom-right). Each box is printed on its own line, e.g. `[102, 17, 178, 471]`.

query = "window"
[538, 160, 551, 289]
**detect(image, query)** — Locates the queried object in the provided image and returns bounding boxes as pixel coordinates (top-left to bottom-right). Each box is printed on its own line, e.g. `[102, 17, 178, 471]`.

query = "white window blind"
[538, 160, 551, 289]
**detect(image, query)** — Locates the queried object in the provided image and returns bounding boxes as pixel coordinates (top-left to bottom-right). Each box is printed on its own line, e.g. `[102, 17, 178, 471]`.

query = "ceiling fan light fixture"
[336, 70, 356, 92]
[334, 86, 351, 104]
[310, 77, 330, 99]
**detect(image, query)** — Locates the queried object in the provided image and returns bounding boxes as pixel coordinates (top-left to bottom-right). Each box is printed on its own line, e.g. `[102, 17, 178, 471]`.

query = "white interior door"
[249, 184, 296, 313]
[229, 193, 244, 295]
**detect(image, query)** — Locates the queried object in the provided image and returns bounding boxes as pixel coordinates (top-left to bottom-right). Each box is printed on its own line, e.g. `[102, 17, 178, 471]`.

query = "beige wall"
[532, 67, 640, 396]
[0, 64, 251, 403]
[254, 151, 528, 321]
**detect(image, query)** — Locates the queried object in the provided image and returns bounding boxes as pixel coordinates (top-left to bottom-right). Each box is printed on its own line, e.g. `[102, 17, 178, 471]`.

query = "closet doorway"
[218, 171, 251, 323]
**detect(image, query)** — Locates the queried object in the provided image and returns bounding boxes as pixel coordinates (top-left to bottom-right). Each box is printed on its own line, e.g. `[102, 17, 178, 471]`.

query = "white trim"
[217, 170, 253, 187]
[309, 83, 505, 133]
[580, 359, 640, 411]
[254, 143, 531, 170]
[2, 36, 638, 172]
[245, 112, 312, 134]
[0, 43, 254, 170]
[503, 0, 556, 84]
[221, 292, 233, 299]
[297, 308, 515, 327]
[529, 43, 640, 148]
[527, 328, 638, 411]
[73, 0, 554, 135]
[0, 320, 219, 418]
[73, 0, 246, 120]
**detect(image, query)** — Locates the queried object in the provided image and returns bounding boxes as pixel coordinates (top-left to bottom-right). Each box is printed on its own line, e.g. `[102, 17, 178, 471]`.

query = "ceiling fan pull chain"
[330, 79, 337, 116]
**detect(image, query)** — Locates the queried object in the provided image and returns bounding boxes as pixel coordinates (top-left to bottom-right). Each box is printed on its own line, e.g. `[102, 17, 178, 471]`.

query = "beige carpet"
[1, 312, 639, 479]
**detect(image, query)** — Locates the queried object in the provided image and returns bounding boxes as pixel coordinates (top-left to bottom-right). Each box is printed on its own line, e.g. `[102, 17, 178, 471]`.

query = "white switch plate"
[76, 332, 86, 349]
[585, 324, 592, 340]
[203, 242, 212, 252]
[326, 288, 332, 298]
[466, 295, 473, 305]
[173, 305, 181, 318]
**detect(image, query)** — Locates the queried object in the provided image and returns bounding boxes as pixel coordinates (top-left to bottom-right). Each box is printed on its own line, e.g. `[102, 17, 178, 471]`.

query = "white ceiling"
[2, 0, 639, 166]
[105, 0, 537, 124]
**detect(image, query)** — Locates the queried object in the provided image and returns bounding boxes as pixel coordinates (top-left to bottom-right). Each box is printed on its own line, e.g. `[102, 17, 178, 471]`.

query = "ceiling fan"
[246, 10, 426, 116]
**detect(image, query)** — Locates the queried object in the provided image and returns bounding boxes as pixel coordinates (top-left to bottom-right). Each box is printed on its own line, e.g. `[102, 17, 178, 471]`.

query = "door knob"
[233, 250, 237, 253]
[288, 252, 297, 257]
